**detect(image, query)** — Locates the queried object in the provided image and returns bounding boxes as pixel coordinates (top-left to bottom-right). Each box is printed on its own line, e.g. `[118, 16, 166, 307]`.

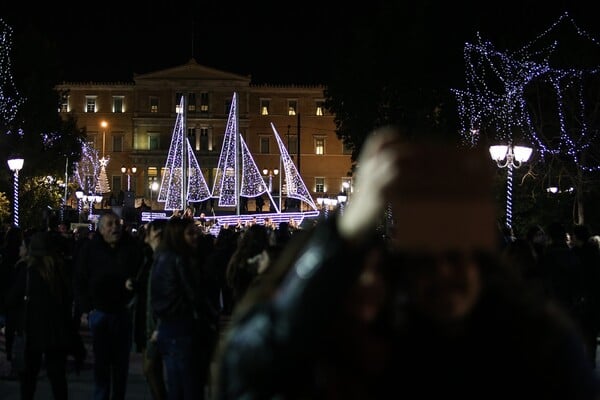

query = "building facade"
[56, 58, 352, 213]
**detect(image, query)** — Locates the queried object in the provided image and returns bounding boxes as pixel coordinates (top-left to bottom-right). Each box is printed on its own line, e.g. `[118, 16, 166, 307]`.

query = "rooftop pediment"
[134, 58, 251, 83]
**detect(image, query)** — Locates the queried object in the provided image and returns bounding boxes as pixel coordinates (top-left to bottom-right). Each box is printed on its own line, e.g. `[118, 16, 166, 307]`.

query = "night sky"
[1, 1, 598, 86]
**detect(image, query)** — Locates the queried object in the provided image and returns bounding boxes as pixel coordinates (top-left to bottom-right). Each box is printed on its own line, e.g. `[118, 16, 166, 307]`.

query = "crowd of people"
[0, 125, 600, 399]
[0, 208, 301, 399]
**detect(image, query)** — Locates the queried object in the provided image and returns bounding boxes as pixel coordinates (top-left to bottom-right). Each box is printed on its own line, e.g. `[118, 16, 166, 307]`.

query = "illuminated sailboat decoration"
[210, 91, 319, 225]
[211, 92, 278, 210]
[157, 97, 212, 210]
[270, 122, 318, 211]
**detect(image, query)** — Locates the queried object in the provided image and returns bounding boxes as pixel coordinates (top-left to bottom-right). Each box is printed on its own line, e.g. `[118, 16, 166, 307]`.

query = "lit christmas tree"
[95, 156, 111, 194]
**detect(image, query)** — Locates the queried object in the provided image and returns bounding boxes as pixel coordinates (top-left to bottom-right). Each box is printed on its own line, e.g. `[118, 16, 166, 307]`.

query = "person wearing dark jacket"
[151, 218, 215, 399]
[6, 231, 74, 399]
[74, 212, 144, 400]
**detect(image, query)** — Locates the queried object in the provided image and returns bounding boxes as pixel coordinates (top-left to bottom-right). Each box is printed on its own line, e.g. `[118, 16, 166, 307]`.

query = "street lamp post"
[262, 168, 279, 210]
[150, 181, 159, 221]
[121, 165, 137, 191]
[7, 158, 24, 227]
[489, 143, 533, 230]
[82, 193, 103, 231]
[75, 189, 84, 222]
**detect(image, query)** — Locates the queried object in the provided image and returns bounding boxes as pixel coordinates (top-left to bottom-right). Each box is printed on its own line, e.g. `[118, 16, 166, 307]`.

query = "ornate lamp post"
[120, 165, 137, 191]
[263, 168, 279, 210]
[150, 181, 159, 221]
[7, 158, 24, 227]
[489, 143, 533, 230]
[75, 189, 84, 222]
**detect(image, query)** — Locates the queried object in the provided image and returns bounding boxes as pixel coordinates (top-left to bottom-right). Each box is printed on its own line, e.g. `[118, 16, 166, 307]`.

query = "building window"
[148, 133, 159, 150]
[315, 137, 325, 155]
[287, 135, 298, 155]
[287, 100, 297, 116]
[200, 128, 209, 151]
[112, 135, 123, 152]
[86, 96, 97, 113]
[260, 99, 270, 116]
[176, 92, 184, 111]
[188, 128, 196, 149]
[150, 97, 159, 113]
[260, 137, 270, 154]
[315, 177, 325, 193]
[315, 100, 325, 116]
[200, 92, 209, 112]
[60, 94, 69, 112]
[112, 96, 124, 113]
[188, 93, 196, 112]
[112, 176, 123, 193]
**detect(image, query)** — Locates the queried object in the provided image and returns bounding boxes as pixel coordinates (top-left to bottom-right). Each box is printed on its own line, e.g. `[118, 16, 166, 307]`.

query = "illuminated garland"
[0, 19, 23, 135]
[453, 12, 600, 171]
[72, 142, 100, 194]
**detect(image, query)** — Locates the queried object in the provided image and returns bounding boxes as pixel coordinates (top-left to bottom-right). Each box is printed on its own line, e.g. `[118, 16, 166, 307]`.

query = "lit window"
[59, 94, 69, 112]
[188, 93, 196, 112]
[86, 96, 97, 113]
[315, 137, 325, 155]
[288, 100, 297, 116]
[113, 96, 124, 113]
[175, 93, 184, 111]
[315, 100, 325, 116]
[315, 177, 325, 193]
[260, 99, 270, 115]
[150, 97, 159, 113]
[200, 92, 209, 112]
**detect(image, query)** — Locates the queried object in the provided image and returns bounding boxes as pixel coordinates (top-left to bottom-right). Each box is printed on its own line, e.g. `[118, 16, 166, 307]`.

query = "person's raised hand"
[337, 126, 404, 243]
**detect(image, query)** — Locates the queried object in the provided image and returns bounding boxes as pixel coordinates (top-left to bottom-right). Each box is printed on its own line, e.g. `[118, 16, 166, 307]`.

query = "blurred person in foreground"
[212, 126, 599, 400]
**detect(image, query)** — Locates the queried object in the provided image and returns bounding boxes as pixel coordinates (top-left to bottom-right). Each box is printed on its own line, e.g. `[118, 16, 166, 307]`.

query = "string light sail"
[158, 97, 211, 210]
[453, 11, 600, 171]
[212, 92, 275, 208]
[270, 122, 318, 210]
